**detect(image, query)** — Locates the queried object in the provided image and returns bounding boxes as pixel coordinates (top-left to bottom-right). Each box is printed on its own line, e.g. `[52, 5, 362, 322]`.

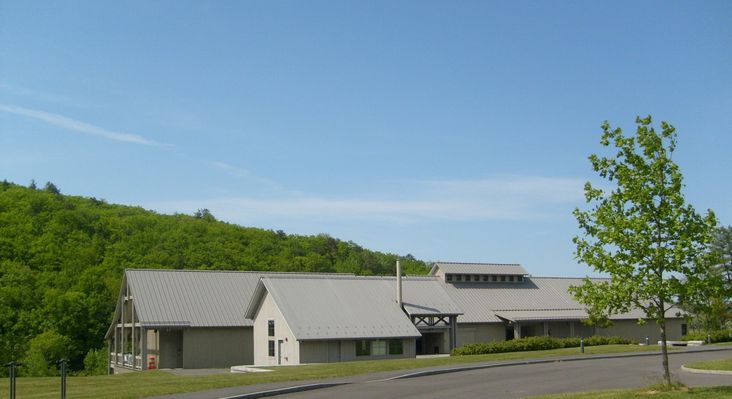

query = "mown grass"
[685, 357, 732, 371]
[0, 345, 691, 399]
[532, 385, 732, 398]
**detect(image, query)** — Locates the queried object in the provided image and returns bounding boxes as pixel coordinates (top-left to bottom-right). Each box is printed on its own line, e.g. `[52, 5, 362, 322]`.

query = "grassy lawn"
[0, 345, 689, 399]
[532, 386, 732, 398]
[685, 357, 732, 371]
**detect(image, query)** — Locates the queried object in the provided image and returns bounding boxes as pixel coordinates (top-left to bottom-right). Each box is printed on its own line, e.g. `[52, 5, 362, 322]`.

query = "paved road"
[274, 350, 732, 399]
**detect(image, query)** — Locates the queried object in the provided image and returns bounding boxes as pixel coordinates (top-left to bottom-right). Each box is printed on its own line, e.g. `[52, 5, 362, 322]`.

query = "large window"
[356, 340, 371, 356]
[372, 340, 387, 356]
[357, 339, 402, 356]
[388, 339, 403, 355]
[268, 340, 275, 357]
[268, 320, 275, 337]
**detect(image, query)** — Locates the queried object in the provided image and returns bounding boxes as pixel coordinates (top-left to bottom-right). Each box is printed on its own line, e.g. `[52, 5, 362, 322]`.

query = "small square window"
[500, 275, 506, 282]
[473, 275, 480, 282]
[446, 274, 453, 282]
[455, 275, 462, 282]
[517, 276, 523, 282]
[372, 340, 387, 356]
[356, 340, 371, 356]
[482, 275, 489, 282]
[268, 320, 275, 337]
[508, 275, 515, 282]
[491, 275, 498, 282]
[268, 340, 275, 357]
[389, 339, 403, 355]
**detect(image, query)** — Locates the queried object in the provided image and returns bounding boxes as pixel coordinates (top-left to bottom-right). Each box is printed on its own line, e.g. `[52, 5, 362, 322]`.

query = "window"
[455, 275, 462, 282]
[500, 275, 506, 282]
[356, 340, 371, 356]
[268, 320, 275, 337]
[517, 276, 524, 282]
[372, 340, 387, 356]
[446, 274, 453, 282]
[491, 275, 498, 282]
[482, 275, 489, 282]
[268, 340, 275, 357]
[508, 275, 515, 282]
[681, 324, 688, 336]
[473, 275, 480, 282]
[389, 339, 403, 355]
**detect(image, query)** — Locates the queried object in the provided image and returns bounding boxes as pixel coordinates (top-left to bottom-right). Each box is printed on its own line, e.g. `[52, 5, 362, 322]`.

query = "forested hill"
[0, 181, 429, 373]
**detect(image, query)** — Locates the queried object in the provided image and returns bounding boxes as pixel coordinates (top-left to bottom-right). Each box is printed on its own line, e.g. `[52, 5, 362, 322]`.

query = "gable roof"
[245, 275, 427, 340]
[430, 262, 528, 276]
[125, 269, 262, 328]
[119, 269, 351, 330]
[440, 277, 682, 323]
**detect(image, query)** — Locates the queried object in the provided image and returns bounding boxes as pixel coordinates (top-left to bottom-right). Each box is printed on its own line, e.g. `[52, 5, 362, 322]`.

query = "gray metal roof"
[440, 277, 683, 323]
[247, 276, 423, 340]
[387, 277, 463, 316]
[124, 269, 351, 329]
[431, 262, 528, 276]
[126, 269, 263, 328]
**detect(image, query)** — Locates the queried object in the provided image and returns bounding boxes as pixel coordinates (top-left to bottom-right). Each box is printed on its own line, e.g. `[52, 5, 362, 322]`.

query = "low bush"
[452, 335, 635, 356]
[681, 329, 732, 343]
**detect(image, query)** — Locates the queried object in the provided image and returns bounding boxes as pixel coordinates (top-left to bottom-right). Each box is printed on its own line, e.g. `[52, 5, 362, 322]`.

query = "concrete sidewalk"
[149, 346, 732, 399]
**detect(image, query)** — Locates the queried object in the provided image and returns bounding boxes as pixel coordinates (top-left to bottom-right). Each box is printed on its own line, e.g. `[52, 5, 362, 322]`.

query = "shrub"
[452, 335, 635, 356]
[681, 329, 732, 343]
[83, 348, 108, 376]
[21, 331, 72, 376]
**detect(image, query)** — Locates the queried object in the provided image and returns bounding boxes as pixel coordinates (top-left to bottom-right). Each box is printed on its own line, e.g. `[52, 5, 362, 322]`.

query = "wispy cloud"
[0, 103, 161, 146]
[146, 176, 585, 225]
[212, 161, 284, 190]
[0, 82, 90, 107]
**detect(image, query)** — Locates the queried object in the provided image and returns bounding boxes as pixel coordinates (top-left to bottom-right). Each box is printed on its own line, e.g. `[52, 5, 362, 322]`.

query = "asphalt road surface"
[274, 350, 732, 399]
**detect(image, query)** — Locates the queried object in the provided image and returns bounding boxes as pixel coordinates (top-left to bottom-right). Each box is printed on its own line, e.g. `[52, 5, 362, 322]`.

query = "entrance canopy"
[495, 309, 589, 323]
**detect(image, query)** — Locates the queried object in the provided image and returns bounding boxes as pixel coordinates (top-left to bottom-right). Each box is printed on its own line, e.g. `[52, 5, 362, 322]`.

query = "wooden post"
[569, 322, 575, 337]
[514, 322, 521, 339]
[121, 287, 126, 367]
[131, 298, 136, 369]
[543, 322, 549, 336]
[141, 328, 148, 371]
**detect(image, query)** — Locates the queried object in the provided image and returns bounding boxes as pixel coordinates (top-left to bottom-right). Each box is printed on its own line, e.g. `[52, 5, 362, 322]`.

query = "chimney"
[396, 259, 402, 308]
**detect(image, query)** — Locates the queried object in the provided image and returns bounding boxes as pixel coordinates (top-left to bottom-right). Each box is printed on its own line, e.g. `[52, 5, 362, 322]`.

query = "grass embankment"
[685, 357, 732, 371]
[0, 345, 664, 399]
[533, 386, 732, 398]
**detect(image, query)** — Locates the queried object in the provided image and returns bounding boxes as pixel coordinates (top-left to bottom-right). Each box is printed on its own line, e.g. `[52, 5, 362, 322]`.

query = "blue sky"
[1, 1, 730, 276]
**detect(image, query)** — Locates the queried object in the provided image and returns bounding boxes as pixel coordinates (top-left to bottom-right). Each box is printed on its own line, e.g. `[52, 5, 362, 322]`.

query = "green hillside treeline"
[0, 181, 429, 375]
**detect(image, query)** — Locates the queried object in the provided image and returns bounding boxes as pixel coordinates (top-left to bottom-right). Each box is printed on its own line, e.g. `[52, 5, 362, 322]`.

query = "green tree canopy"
[569, 116, 719, 385]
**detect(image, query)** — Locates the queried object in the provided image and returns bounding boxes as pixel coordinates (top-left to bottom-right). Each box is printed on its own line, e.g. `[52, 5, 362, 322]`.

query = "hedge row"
[681, 330, 732, 343]
[451, 335, 636, 356]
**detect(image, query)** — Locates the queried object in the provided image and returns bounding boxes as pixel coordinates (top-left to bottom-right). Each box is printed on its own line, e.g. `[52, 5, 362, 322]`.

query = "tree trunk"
[659, 307, 671, 385]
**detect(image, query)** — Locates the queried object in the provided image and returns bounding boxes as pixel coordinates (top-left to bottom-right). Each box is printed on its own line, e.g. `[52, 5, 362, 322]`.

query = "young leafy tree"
[569, 116, 718, 385]
[712, 226, 732, 296]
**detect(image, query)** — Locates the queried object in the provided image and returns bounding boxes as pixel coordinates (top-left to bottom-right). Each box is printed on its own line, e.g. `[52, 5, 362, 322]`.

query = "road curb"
[680, 365, 732, 376]
[217, 383, 348, 399]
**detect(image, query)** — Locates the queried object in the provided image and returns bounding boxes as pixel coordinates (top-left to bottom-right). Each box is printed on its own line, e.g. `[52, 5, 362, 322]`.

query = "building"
[106, 262, 686, 372]
[430, 262, 685, 345]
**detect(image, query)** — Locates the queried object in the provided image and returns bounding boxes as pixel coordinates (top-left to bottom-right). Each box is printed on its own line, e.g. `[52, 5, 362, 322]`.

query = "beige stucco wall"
[252, 291, 299, 366]
[457, 323, 505, 346]
[181, 327, 252, 369]
[599, 318, 685, 342]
